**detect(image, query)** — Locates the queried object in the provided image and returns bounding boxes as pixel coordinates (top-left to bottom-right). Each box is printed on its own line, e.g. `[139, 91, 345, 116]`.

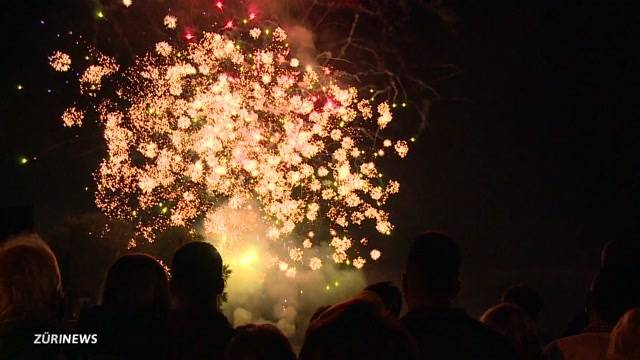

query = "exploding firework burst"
[49, 51, 72, 72]
[53, 17, 409, 269]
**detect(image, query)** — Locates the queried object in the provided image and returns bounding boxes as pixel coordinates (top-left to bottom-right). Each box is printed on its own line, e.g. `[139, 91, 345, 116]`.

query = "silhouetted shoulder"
[167, 309, 234, 360]
[402, 308, 517, 360]
[540, 342, 565, 360]
[75, 304, 170, 359]
[542, 333, 609, 360]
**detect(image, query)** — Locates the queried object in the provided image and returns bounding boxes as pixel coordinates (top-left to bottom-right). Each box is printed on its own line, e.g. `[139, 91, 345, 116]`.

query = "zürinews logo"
[33, 333, 98, 345]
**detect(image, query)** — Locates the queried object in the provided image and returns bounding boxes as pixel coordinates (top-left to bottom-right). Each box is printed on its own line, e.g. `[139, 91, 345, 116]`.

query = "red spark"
[249, 12, 256, 20]
[224, 20, 233, 29]
[215, 1, 223, 10]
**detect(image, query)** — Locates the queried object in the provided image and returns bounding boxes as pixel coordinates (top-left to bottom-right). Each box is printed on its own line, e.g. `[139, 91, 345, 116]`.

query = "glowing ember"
[163, 15, 177, 29]
[155, 42, 172, 57]
[49, 51, 71, 72]
[289, 247, 304, 262]
[352, 256, 366, 269]
[79, 54, 118, 95]
[61, 107, 84, 127]
[395, 140, 409, 158]
[309, 257, 322, 270]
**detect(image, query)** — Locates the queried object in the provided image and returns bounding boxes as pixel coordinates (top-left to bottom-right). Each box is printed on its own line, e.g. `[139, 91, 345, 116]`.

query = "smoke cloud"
[200, 200, 366, 348]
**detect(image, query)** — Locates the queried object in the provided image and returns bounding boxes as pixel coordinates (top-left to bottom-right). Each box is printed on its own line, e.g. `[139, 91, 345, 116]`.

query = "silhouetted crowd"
[1, 232, 639, 360]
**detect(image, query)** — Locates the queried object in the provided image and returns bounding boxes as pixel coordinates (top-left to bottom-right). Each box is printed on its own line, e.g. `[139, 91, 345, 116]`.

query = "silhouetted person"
[501, 284, 553, 345]
[365, 281, 403, 318]
[400, 232, 516, 360]
[501, 284, 543, 321]
[542, 266, 640, 360]
[226, 324, 296, 360]
[167, 241, 234, 360]
[563, 240, 640, 337]
[481, 303, 541, 360]
[76, 253, 170, 359]
[0, 234, 65, 359]
[607, 308, 640, 360]
[600, 240, 640, 268]
[300, 290, 417, 360]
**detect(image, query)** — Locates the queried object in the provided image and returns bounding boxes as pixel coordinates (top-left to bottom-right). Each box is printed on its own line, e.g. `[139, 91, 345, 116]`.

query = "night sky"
[1, 1, 638, 336]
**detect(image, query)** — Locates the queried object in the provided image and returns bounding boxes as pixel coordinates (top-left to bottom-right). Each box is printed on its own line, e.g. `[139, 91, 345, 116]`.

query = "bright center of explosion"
[204, 200, 270, 291]
[238, 251, 258, 267]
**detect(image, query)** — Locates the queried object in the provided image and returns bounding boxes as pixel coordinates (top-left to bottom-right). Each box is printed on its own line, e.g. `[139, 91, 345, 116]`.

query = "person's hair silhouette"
[171, 241, 225, 309]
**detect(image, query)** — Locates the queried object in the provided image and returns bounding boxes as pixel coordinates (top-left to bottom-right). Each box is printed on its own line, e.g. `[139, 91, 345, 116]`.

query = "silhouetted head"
[365, 281, 403, 317]
[481, 303, 540, 360]
[300, 292, 417, 360]
[587, 266, 640, 326]
[102, 253, 170, 316]
[0, 234, 63, 322]
[501, 284, 543, 320]
[170, 241, 224, 309]
[608, 308, 640, 360]
[226, 324, 295, 360]
[601, 240, 640, 268]
[309, 305, 331, 323]
[403, 232, 461, 309]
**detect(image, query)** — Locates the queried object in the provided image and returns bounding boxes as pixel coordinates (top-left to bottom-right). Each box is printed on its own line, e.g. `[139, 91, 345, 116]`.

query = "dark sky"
[1, 1, 638, 336]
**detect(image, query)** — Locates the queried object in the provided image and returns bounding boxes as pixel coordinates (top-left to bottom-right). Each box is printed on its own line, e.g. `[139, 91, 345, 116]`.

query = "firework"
[61, 107, 84, 127]
[309, 257, 322, 270]
[49, 51, 71, 72]
[163, 15, 177, 29]
[55, 17, 409, 269]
